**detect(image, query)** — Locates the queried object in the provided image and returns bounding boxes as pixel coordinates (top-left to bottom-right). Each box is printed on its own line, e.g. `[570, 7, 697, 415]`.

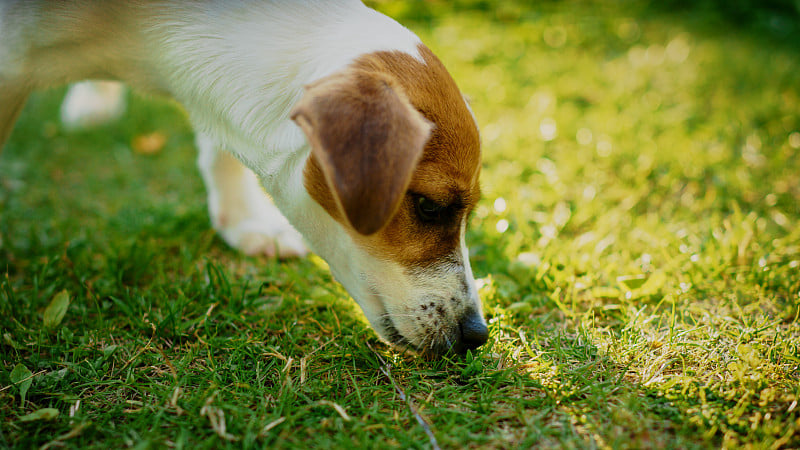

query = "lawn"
[2, 1, 799, 448]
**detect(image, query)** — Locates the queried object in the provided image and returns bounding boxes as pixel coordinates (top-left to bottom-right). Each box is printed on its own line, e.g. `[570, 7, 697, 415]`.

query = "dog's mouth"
[379, 315, 413, 349]
[378, 315, 447, 357]
[361, 265, 488, 357]
[377, 308, 487, 357]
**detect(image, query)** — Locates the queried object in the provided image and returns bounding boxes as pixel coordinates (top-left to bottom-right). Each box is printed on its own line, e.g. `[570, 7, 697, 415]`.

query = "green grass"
[2, 1, 799, 448]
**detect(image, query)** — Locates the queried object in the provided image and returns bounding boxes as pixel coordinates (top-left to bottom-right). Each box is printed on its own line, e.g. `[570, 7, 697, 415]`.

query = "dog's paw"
[60, 81, 127, 130]
[237, 229, 308, 259]
[218, 220, 308, 259]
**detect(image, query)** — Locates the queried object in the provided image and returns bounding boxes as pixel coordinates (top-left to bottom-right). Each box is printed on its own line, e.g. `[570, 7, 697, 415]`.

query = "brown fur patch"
[293, 68, 432, 235]
[303, 44, 481, 267]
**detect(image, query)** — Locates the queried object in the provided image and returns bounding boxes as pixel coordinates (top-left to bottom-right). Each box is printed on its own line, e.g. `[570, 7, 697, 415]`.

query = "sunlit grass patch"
[408, 1, 799, 447]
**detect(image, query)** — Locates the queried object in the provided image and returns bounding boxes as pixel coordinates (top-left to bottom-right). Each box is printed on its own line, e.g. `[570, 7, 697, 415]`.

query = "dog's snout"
[459, 311, 488, 352]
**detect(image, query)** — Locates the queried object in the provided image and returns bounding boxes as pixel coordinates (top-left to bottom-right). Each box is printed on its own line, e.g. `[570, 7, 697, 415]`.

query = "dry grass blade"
[368, 343, 440, 450]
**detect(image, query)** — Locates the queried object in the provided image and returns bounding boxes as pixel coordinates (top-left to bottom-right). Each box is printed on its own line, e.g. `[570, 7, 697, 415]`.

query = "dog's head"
[290, 45, 486, 356]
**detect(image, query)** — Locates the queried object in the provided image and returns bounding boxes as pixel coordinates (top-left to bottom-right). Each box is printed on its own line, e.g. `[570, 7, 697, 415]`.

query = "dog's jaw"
[367, 220, 486, 356]
[323, 220, 485, 357]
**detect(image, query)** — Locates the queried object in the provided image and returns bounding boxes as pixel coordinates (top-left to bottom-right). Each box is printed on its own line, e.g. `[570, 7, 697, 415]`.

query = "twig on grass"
[367, 342, 440, 450]
[0, 370, 46, 393]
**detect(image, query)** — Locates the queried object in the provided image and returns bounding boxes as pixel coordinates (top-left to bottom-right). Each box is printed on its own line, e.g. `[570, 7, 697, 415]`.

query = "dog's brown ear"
[291, 70, 432, 235]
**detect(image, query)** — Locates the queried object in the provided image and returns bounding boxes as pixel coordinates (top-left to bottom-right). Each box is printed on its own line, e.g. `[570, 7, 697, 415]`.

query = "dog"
[0, 0, 488, 356]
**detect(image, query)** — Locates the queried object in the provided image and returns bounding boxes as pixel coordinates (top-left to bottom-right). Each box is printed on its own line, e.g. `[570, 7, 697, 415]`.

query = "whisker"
[380, 312, 418, 318]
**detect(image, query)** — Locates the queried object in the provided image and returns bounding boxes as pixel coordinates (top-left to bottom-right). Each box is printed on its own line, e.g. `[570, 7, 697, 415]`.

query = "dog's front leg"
[195, 133, 307, 258]
[0, 87, 30, 150]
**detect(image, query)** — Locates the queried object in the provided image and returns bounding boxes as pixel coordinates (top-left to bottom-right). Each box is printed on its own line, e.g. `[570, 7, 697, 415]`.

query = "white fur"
[60, 81, 127, 130]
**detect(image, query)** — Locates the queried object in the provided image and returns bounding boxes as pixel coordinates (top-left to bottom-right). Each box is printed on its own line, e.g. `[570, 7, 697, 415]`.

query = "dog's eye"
[415, 196, 446, 223]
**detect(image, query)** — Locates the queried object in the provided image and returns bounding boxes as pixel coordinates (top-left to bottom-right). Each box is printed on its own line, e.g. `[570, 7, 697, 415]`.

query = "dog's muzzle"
[382, 307, 489, 356]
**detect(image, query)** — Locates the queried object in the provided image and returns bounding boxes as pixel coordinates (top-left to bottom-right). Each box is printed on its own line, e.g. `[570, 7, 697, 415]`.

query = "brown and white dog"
[0, 0, 487, 356]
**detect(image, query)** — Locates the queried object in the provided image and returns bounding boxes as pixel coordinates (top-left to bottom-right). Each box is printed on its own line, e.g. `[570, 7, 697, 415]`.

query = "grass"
[2, 1, 799, 448]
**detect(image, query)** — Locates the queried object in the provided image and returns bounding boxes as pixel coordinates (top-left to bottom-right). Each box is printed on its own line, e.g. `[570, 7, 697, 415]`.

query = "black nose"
[459, 311, 489, 352]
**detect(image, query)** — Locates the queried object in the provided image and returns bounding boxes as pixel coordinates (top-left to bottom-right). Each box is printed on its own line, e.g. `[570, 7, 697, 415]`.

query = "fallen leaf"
[506, 301, 533, 315]
[10, 363, 33, 404]
[3, 332, 24, 349]
[132, 132, 167, 154]
[617, 274, 648, 291]
[44, 289, 70, 329]
[19, 408, 59, 422]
